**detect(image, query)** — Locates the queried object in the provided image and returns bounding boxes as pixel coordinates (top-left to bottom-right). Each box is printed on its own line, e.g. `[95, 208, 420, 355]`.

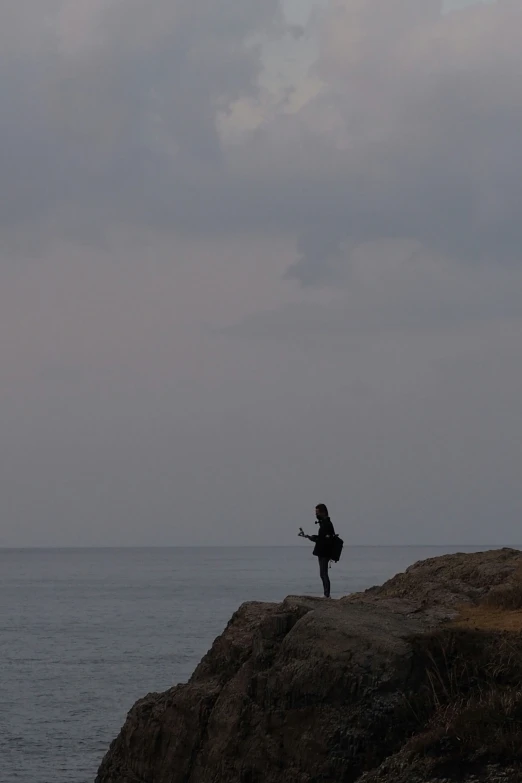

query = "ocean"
[0, 545, 506, 783]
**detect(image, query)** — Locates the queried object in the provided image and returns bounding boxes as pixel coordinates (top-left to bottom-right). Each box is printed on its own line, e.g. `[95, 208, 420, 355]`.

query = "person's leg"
[319, 557, 331, 598]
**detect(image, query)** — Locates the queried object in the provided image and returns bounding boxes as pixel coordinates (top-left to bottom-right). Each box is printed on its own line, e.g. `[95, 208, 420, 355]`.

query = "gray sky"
[1, 0, 520, 547]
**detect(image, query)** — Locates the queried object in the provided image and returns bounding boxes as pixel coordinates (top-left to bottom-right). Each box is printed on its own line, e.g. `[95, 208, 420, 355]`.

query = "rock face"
[95, 548, 522, 783]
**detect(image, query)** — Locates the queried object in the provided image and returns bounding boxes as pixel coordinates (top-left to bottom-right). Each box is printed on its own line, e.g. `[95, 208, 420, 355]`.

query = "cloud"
[2, 0, 521, 269]
[276, 0, 522, 281]
[220, 0, 522, 280]
[222, 242, 522, 341]
[0, 0, 284, 252]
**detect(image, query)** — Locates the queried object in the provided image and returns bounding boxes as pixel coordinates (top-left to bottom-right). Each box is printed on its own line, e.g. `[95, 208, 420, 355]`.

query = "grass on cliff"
[406, 577, 522, 766]
[451, 567, 522, 630]
[408, 687, 522, 762]
[451, 605, 522, 631]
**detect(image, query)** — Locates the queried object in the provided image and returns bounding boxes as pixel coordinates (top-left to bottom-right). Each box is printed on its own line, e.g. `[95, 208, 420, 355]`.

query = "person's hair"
[315, 503, 329, 517]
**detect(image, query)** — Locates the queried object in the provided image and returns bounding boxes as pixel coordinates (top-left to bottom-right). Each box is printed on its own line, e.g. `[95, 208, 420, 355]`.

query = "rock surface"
[95, 548, 522, 783]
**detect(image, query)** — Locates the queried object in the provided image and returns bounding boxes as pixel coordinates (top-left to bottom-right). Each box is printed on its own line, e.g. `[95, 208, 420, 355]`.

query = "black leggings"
[318, 557, 330, 598]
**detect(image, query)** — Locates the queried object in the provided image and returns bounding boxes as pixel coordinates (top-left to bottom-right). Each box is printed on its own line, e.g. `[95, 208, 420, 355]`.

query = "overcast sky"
[1, 0, 520, 547]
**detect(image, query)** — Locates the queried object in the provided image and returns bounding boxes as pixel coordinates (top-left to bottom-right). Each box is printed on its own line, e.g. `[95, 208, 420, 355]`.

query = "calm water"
[0, 545, 504, 782]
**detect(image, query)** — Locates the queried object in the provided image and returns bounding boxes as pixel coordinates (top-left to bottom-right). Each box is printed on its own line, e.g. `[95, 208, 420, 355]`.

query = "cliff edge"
[95, 548, 522, 783]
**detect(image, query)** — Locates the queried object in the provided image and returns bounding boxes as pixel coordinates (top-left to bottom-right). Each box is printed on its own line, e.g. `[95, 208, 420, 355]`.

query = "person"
[298, 503, 336, 598]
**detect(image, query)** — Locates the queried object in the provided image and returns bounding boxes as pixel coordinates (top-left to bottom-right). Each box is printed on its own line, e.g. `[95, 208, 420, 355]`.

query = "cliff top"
[96, 547, 522, 783]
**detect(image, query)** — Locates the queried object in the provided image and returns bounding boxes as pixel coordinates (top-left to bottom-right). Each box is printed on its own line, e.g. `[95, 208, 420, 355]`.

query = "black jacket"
[311, 517, 336, 558]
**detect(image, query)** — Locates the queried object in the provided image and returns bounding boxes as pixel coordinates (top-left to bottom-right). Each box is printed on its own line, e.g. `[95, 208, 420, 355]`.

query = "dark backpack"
[330, 534, 344, 563]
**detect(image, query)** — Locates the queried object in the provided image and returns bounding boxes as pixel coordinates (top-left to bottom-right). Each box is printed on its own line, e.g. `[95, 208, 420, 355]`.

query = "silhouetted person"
[298, 503, 336, 598]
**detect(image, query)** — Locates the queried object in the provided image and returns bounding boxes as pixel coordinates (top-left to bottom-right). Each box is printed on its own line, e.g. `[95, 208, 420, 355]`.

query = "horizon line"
[0, 543, 519, 550]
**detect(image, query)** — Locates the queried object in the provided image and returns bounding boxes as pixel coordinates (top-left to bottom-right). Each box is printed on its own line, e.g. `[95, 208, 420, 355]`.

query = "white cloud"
[1, 0, 520, 269]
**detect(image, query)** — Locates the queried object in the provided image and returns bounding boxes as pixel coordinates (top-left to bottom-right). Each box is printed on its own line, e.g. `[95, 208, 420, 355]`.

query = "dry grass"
[450, 565, 522, 629]
[406, 618, 522, 766]
[408, 688, 522, 761]
[402, 570, 522, 768]
[451, 605, 522, 631]
[366, 564, 522, 771]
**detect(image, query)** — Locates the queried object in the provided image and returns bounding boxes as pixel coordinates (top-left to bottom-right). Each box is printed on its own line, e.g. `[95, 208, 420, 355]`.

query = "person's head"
[315, 503, 329, 520]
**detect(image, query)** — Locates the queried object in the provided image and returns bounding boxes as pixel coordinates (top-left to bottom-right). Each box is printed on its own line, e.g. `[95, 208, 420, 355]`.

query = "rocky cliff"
[95, 548, 522, 783]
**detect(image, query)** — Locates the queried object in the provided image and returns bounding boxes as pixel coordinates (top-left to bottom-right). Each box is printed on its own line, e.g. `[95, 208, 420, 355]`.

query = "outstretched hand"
[298, 527, 306, 538]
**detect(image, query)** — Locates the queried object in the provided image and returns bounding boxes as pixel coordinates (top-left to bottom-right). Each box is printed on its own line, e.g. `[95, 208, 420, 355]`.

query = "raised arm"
[298, 527, 318, 541]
